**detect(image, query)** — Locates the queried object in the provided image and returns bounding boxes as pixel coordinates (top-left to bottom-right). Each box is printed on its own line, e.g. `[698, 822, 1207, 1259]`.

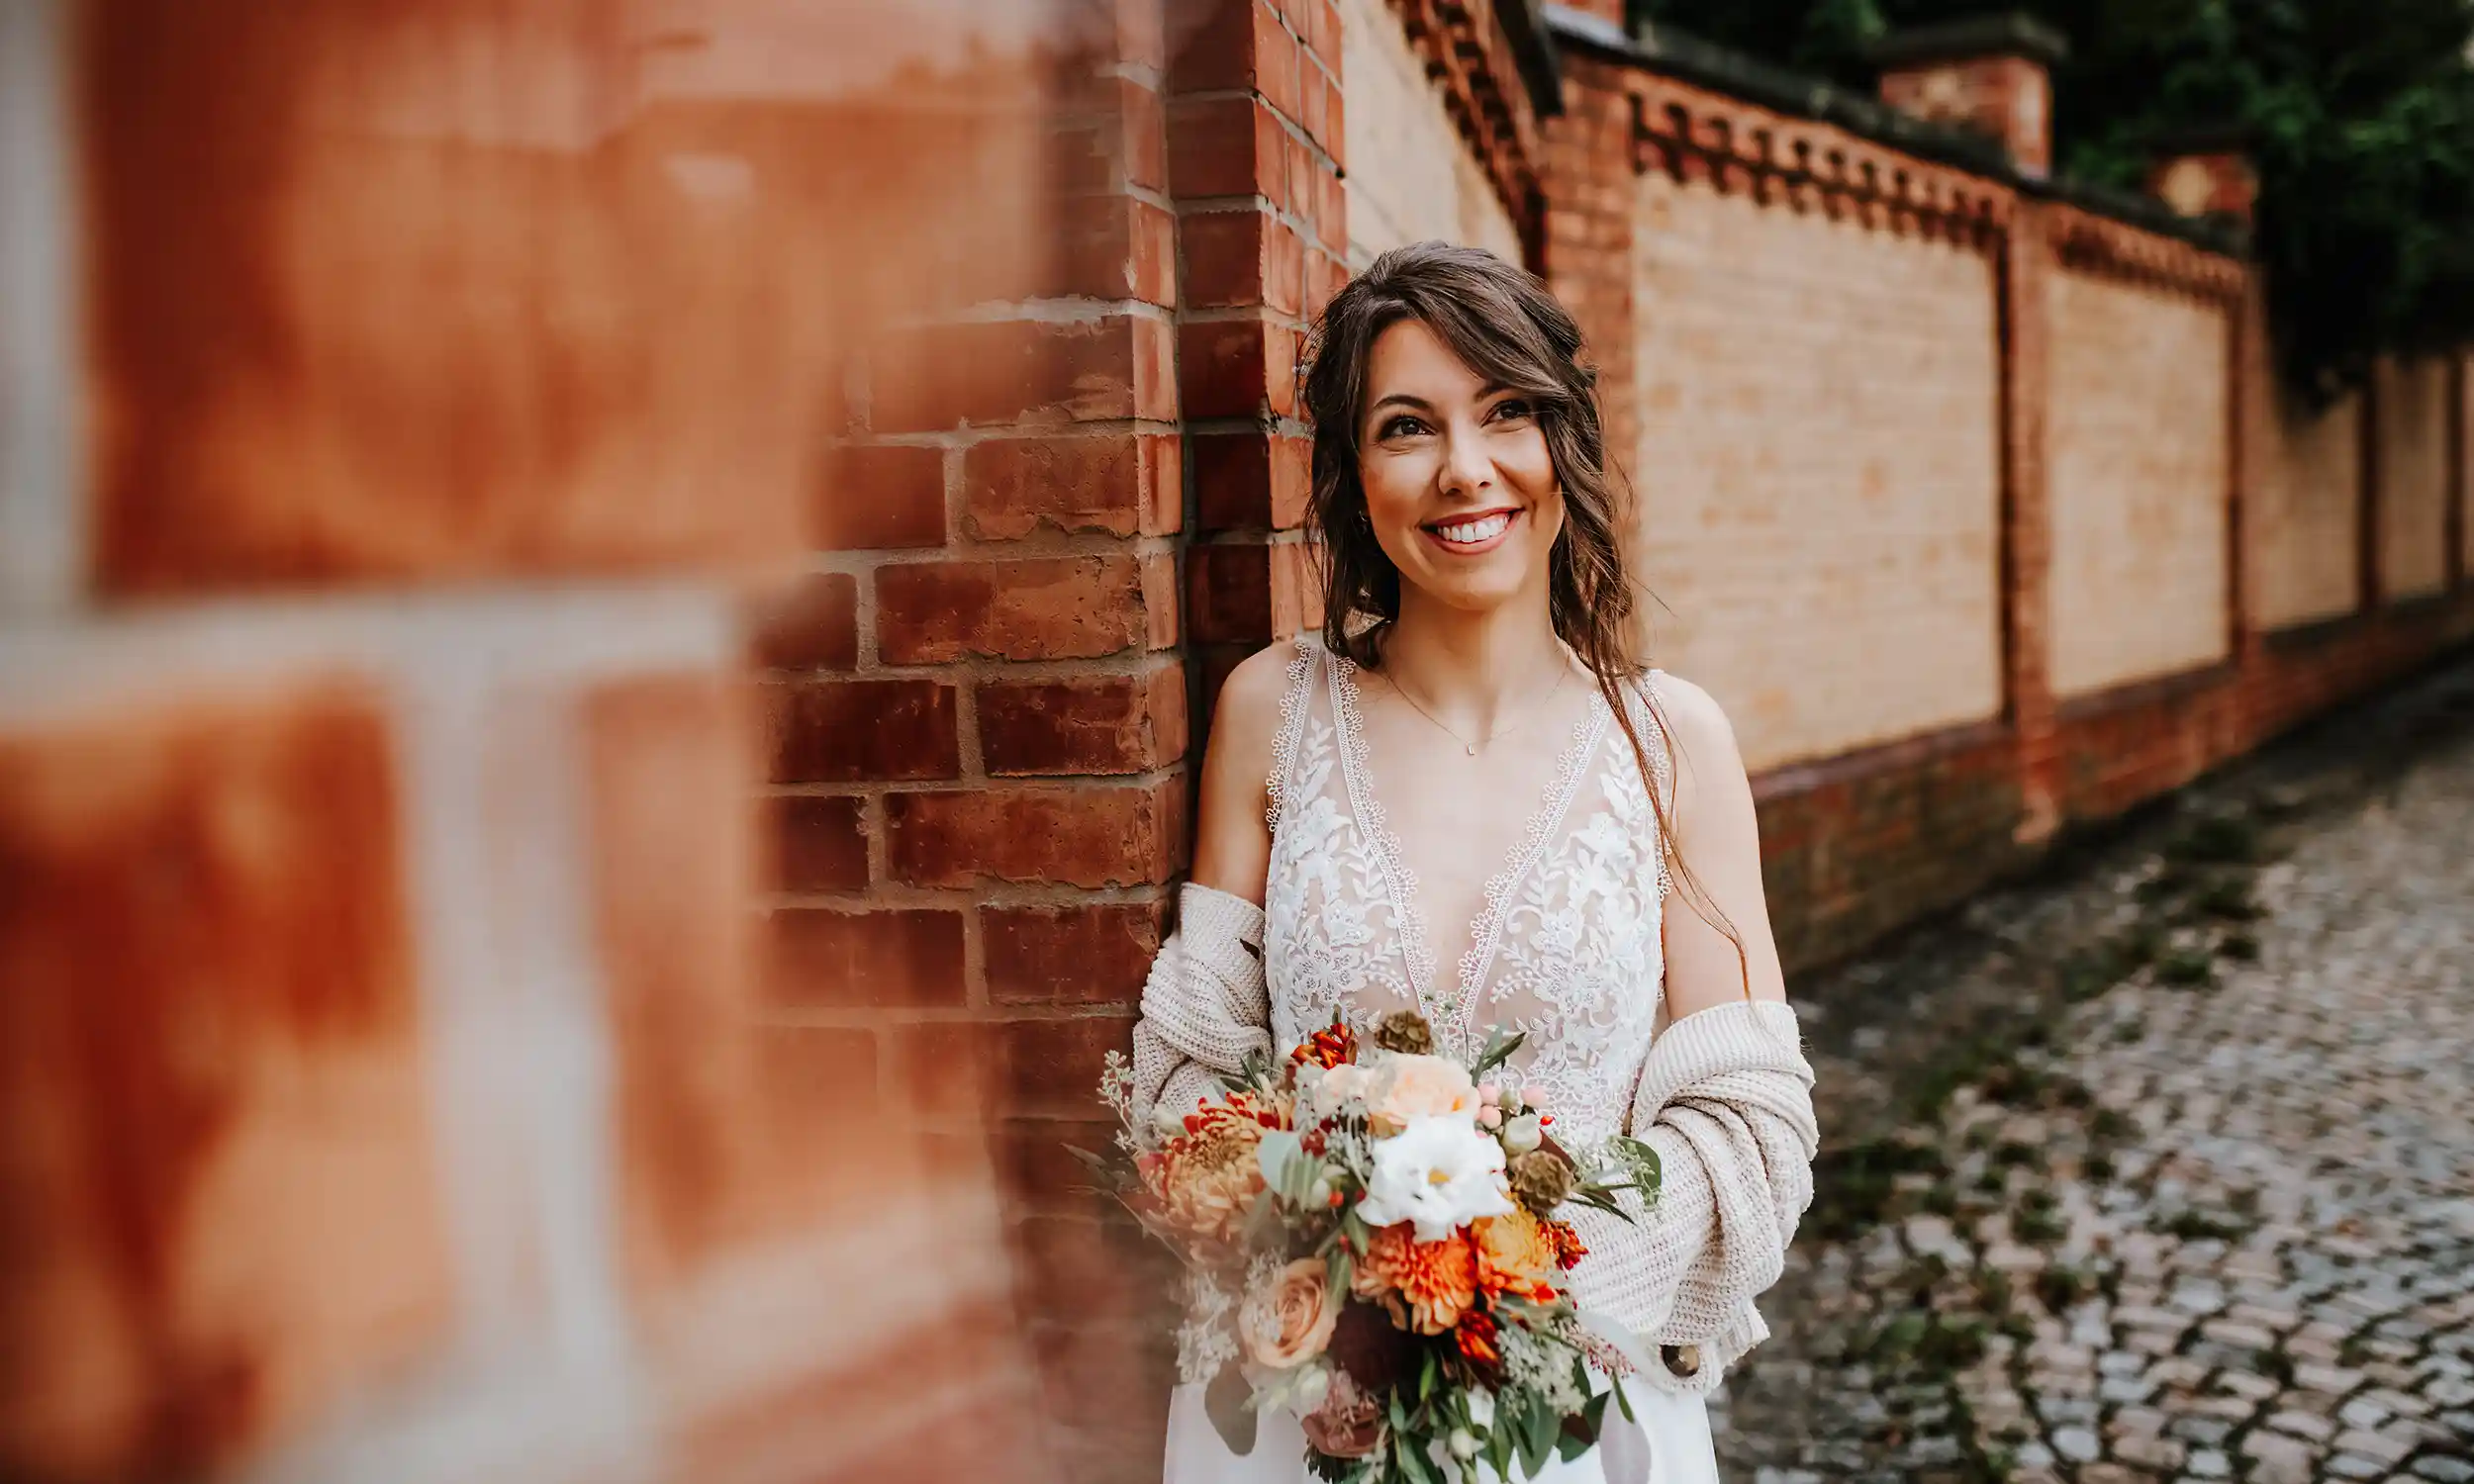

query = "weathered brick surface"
[887, 782, 1185, 890]
[0, 688, 448, 1480]
[2046, 270, 2233, 697]
[1628, 171, 2006, 771]
[963, 432, 1181, 541]
[768, 908, 970, 1010]
[2374, 355, 2452, 602]
[876, 555, 1176, 664]
[771, 794, 869, 895]
[867, 314, 1176, 433]
[979, 664, 1188, 777]
[747, 572, 859, 673]
[766, 679, 960, 784]
[985, 903, 1167, 1005]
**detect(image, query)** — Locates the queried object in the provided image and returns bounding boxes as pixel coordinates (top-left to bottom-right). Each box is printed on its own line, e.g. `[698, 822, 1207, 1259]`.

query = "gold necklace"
[1381, 664, 1570, 757]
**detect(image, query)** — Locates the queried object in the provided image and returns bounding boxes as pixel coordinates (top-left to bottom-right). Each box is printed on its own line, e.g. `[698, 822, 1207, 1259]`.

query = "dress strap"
[1263, 634, 1319, 831]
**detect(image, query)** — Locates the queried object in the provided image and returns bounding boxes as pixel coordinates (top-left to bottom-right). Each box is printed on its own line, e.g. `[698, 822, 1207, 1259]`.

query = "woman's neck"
[1376, 585, 1574, 733]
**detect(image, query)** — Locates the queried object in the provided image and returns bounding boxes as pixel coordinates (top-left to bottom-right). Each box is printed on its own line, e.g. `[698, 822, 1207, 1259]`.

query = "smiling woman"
[1127, 242, 1819, 1484]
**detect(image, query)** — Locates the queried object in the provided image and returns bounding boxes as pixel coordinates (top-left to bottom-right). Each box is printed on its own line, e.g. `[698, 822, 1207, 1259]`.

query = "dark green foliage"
[1624, 0, 2474, 397]
[2156, 946, 2219, 986]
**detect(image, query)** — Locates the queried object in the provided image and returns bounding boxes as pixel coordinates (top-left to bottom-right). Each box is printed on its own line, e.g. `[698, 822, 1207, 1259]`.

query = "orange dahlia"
[1473, 1209, 1559, 1300]
[1150, 1094, 1281, 1245]
[1455, 1306, 1503, 1374]
[1351, 1222, 1477, 1335]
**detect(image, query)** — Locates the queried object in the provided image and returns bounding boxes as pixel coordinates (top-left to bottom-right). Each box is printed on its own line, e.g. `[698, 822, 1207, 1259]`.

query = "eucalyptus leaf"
[1472, 1028, 1528, 1081]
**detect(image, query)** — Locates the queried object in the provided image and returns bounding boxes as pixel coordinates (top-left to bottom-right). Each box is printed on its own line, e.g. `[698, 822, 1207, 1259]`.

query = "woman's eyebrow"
[1366, 393, 1434, 416]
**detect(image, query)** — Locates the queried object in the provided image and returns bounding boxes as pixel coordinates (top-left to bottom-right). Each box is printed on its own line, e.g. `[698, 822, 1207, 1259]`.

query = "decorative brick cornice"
[2042, 199, 2245, 302]
[1392, 0, 1552, 262]
[1625, 71, 2013, 251]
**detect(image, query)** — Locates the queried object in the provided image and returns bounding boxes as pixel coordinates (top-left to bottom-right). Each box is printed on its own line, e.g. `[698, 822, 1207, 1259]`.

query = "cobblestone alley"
[1712, 658, 2474, 1484]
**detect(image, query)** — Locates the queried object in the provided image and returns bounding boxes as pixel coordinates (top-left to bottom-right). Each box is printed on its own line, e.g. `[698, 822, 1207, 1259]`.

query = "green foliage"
[1626, 0, 2474, 397]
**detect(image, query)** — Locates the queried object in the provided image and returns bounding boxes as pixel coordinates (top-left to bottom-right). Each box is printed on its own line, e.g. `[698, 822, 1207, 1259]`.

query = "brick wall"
[2045, 269, 2233, 698]
[1339, 0, 1524, 264]
[1541, 16, 2474, 972]
[2246, 288, 2363, 632]
[2374, 355, 2453, 602]
[1, 3, 1098, 1482]
[1628, 168, 2005, 771]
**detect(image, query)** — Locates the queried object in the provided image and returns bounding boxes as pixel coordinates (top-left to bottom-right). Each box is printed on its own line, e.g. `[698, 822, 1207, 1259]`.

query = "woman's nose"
[1437, 426, 1493, 496]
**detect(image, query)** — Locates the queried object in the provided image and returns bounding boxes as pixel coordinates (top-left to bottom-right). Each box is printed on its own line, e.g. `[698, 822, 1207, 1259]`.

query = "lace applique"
[1264, 659, 1676, 1153]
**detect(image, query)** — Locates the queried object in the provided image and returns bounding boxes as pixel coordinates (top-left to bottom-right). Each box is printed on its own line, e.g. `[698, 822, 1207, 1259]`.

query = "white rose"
[1352, 1114, 1516, 1242]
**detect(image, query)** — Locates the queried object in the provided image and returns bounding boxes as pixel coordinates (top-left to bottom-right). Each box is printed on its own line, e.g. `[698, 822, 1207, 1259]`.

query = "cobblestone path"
[1710, 661, 2474, 1484]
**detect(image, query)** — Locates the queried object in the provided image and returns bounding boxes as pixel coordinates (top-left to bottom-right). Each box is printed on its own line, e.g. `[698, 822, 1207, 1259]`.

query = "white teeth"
[1433, 511, 1512, 545]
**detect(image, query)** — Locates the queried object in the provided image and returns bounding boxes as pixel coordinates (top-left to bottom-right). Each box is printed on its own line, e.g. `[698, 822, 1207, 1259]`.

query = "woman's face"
[1356, 317, 1564, 616]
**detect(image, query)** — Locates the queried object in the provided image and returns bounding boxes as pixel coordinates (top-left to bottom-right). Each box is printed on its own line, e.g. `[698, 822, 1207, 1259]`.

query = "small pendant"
[1465, 742, 1478, 756]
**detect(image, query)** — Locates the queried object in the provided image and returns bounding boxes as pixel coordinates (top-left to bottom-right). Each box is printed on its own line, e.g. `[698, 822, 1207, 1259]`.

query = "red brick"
[1169, 0, 1281, 95]
[978, 664, 1189, 776]
[1299, 53, 1329, 147]
[1181, 208, 1274, 310]
[993, 1014, 1144, 1119]
[746, 571, 857, 672]
[0, 686, 446, 1478]
[585, 673, 802, 1302]
[771, 794, 868, 893]
[1265, 219, 1306, 317]
[1309, 0, 1341, 69]
[1030, 1324, 1180, 1432]
[868, 315, 1174, 432]
[1178, 317, 1298, 419]
[993, 1115, 1126, 1212]
[1257, 14, 1302, 121]
[1142, 550, 1183, 652]
[886, 1020, 994, 1122]
[1312, 167, 1347, 256]
[963, 432, 1180, 540]
[1010, 1212, 1176, 1333]
[1187, 539, 1276, 644]
[1167, 95, 1285, 203]
[985, 901, 1167, 1004]
[877, 556, 1171, 663]
[817, 443, 945, 549]
[1323, 66, 1346, 171]
[1057, 196, 1177, 307]
[766, 679, 959, 784]
[1192, 428, 1312, 531]
[768, 908, 967, 1009]
[887, 781, 1185, 888]
[756, 1026, 880, 1131]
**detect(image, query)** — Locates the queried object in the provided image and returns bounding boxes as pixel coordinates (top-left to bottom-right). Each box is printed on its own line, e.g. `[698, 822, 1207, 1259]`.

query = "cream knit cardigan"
[1129, 881, 1819, 1395]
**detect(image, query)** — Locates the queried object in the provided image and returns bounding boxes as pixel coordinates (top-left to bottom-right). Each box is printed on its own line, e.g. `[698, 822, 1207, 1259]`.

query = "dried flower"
[1291, 1018, 1359, 1069]
[1370, 1009, 1436, 1056]
[1300, 1368, 1386, 1458]
[1150, 1095, 1278, 1245]
[1543, 1218, 1589, 1271]
[1326, 1298, 1416, 1392]
[1507, 1148, 1576, 1215]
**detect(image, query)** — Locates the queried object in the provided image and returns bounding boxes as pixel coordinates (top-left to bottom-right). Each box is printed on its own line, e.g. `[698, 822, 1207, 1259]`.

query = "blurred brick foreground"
[2, 2, 2470, 1483]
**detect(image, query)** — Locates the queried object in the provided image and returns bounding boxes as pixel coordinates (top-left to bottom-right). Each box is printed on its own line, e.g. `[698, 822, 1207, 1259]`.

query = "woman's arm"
[1125, 642, 1292, 1133]
[1656, 674, 1788, 1015]
[1188, 643, 1289, 905]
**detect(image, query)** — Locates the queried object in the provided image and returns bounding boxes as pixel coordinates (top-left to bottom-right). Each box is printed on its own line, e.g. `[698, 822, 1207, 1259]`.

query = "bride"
[1127, 241, 1819, 1483]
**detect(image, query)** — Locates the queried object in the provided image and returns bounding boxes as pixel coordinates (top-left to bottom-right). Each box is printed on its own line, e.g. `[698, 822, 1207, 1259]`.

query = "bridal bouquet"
[1084, 1010, 1661, 1483]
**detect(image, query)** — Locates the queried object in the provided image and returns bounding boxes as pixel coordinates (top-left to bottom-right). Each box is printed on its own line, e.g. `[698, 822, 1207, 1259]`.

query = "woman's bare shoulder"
[1189, 638, 1305, 900]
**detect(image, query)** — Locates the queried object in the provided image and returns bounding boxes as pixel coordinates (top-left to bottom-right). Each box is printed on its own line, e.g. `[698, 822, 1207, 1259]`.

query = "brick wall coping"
[1541, 2, 2248, 260]
[1857, 12, 2070, 70]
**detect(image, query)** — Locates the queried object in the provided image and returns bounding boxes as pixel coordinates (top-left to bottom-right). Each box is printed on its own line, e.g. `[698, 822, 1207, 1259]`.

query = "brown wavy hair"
[1298, 240, 1739, 962]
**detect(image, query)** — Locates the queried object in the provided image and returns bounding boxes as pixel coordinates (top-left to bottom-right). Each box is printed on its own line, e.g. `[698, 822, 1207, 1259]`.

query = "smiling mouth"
[1425, 510, 1516, 547]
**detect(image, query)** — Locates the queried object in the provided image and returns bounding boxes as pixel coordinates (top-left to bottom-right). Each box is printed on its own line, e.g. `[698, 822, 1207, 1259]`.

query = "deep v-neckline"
[1327, 653, 1611, 1048]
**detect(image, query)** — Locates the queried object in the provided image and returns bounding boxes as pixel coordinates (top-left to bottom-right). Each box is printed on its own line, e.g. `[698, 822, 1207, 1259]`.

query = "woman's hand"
[1656, 676, 1789, 1016]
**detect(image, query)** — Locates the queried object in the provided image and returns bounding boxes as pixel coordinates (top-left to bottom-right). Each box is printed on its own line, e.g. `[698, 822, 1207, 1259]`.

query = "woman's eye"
[1380, 415, 1430, 439]
[1489, 399, 1535, 422]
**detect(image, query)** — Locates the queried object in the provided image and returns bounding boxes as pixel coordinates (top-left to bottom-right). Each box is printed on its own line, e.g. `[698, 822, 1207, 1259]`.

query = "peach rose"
[1239, 1257, 1340, 1369]
[1368, 1054, 1477, 1133]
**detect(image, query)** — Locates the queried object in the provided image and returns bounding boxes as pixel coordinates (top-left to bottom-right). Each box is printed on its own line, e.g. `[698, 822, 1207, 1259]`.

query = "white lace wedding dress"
[1161, 637, 1723, 1484]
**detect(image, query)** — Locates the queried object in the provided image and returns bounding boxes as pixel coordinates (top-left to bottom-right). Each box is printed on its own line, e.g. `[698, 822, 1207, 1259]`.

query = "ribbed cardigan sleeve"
[1564, 999, 1819, 1394]
[1128, 881, 1273, 1141]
